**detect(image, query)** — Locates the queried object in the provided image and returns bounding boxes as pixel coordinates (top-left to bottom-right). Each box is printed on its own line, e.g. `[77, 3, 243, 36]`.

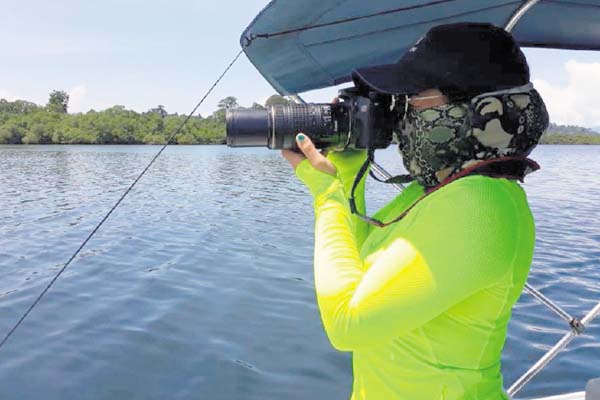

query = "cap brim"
[352, 58, 431, 95]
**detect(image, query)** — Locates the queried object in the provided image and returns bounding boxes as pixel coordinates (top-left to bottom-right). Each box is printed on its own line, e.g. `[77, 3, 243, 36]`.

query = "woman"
[282, 23, 549, 399]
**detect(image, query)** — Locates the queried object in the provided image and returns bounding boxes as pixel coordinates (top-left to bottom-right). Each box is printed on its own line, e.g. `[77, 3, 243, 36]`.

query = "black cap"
[352, 22, 530, 95]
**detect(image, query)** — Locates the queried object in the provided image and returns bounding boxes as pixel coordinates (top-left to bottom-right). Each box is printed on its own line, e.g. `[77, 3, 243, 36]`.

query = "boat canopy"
[241, 0, 600, 95]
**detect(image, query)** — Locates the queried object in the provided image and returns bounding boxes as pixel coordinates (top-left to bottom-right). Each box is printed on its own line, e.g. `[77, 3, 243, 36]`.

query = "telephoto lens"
[226, 103, 349, 150]
[226, 108, 270, 147]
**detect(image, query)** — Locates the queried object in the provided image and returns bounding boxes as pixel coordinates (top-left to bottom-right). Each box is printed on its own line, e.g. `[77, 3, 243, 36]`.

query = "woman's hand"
[281, 133, 337, 177]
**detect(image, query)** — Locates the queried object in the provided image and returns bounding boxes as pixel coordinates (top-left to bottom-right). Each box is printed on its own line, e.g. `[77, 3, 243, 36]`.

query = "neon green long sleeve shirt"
[295, 151, 535, 400]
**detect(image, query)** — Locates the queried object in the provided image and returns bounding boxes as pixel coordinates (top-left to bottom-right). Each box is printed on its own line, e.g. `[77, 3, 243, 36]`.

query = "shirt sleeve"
[295, 162, 522, 352]
[298, 149, 371, 249]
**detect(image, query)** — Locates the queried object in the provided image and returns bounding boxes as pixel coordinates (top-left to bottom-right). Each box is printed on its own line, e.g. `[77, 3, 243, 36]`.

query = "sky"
[1, 0, 600, 128]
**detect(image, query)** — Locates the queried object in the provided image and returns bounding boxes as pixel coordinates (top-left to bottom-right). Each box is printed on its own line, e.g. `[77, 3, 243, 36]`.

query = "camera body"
[226, 87, 399, 150]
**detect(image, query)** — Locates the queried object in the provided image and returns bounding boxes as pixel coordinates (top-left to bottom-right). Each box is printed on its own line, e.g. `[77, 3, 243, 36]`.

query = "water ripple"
[0, 144, 598, 399]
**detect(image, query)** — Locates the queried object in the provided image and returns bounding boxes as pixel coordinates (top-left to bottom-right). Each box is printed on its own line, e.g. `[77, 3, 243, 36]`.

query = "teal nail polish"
[297, 134, 306, 141]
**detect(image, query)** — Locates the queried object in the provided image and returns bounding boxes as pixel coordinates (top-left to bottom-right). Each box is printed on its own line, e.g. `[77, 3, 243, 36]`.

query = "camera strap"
[348, 151, 539, 228]
[349, 148, 417, 228]
[368, 171, 413, 185]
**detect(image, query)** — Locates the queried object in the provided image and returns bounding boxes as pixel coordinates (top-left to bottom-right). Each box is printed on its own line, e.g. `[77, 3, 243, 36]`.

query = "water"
[0, 144, 598, 399]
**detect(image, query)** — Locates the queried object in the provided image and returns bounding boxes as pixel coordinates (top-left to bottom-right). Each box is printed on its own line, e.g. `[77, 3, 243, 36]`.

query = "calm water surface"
[0, 145, 599, 399]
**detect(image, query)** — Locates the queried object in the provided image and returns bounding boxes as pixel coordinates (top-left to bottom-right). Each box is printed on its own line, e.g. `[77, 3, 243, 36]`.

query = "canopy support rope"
[0, 49, 245, 353]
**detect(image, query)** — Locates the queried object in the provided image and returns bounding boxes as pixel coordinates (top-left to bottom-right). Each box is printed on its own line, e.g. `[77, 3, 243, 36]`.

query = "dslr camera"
[226, 88, 401, 151]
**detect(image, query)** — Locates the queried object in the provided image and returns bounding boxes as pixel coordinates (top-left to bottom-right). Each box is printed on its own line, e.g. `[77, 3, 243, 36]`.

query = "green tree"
[212, 96, 238, 124]
[149, 105, 168, 118]
[251, 102, 266, 109]
[47, 90, 69, 114]
[217, 96, 238, 110]
[265, 94, 291, 107]
[0, 99, 39, 114]
[0, 121, 25, 144]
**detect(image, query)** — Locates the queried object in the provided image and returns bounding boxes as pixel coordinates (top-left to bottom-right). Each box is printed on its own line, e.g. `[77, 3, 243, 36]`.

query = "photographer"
[282, 23, 549, 399]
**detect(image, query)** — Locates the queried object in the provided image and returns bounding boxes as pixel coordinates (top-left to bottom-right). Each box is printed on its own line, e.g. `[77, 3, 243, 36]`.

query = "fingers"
[281, 149, 305, 170]
[296, 133, 337, 176]
[281, 133, 339, 176]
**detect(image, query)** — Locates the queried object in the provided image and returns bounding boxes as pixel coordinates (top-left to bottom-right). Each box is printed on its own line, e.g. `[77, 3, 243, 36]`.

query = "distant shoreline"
[1, 142, 598, 146]
[3, 95, 600, 146]
[538, 134, 600, 145]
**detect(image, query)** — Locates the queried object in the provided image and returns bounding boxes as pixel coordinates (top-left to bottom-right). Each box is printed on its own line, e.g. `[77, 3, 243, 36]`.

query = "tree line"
[539, 132, 600, 145]
[1, 90, 598, 145]
[0, 91, 291, 145]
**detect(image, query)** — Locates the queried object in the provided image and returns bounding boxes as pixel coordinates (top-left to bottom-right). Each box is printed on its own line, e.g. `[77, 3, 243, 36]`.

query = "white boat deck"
[527, 392, 585, 400]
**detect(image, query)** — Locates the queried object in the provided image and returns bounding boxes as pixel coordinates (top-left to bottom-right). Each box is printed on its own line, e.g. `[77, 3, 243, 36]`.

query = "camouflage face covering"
[395, 83, 549, 188]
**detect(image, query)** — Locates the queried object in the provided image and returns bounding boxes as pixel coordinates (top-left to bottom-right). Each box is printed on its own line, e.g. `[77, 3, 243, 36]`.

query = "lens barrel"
[226, 104, 346, 149]
[270, 104, 338, 149]
[226, 109, 270, 147]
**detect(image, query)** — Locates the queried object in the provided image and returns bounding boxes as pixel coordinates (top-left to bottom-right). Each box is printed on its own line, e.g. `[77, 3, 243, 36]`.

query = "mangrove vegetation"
[1, 91, 598, 145]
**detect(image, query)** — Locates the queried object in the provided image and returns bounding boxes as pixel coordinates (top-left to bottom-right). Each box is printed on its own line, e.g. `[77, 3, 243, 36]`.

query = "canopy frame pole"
[508, 329, 578, 397]
[507, 301, 600, 397]
[370, 162, 405, 192]
[524, 283, 584, 332]
[504, 0, 542, 32]
[288, 94, 307, 105]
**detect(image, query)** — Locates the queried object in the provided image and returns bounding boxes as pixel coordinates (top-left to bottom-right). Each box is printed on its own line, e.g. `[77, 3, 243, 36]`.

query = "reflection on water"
[0, 144, 598, 399]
